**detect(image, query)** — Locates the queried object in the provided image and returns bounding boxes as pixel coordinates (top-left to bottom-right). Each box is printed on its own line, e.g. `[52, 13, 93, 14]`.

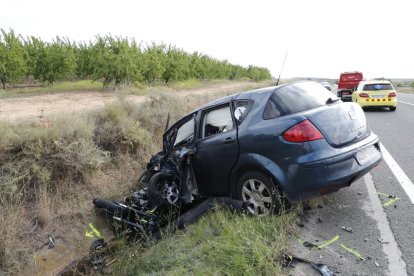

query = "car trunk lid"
[306, 102, 368, 147]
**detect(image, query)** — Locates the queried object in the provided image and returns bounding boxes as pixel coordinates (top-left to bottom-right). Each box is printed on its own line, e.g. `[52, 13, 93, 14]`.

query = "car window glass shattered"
[174, 118, 195, 146]
[203, 105, 233, 138]
[263, 82, 333, 120]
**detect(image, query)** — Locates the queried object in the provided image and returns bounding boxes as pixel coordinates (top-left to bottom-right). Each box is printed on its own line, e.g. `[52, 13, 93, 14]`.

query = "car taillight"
[359, 93, 369, 98]
[388, 92, 397, 97]
[283, 120, 323, 142]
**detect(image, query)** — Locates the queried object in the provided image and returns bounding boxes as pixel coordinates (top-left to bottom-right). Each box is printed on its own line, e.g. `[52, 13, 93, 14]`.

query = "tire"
[93, 198, 131, 218]
[236, 170, 283, 216]
[389, 106, 396, 111]
[137, 169, 152, 186]
[147, 172, 179, 206]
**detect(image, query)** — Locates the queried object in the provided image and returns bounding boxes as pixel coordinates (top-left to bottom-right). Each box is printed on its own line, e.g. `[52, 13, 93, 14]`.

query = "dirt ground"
[0, 82, 261, 122]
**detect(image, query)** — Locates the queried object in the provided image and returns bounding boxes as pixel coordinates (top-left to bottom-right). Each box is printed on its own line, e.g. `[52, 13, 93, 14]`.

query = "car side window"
[202, 105, 234, 138]
[174, 116, 195, 147]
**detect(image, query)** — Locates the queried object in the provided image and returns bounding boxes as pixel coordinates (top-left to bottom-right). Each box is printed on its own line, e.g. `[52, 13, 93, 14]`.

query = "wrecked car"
[138, 81, 382, 216]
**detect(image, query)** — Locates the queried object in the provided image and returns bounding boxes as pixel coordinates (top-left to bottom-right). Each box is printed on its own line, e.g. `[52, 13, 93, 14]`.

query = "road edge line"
[364, 173, 407, 276]
[380, 143, 414, 204]
[398, 101, 414, 106]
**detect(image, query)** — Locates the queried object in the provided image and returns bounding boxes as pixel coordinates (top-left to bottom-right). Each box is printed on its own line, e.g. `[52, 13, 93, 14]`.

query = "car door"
[192, 103, 238, 196]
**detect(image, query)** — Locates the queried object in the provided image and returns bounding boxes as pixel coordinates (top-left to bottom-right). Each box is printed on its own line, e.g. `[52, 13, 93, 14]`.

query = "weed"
[115, 207, 296, 275]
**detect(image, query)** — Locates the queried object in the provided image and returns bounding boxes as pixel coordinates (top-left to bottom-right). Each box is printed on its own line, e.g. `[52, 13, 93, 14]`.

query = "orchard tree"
[0, 29, 27, 89]
[90, 36, 144, 87]
[31, 37, 77, 84]
[142, 43, 167, 85]
[162, 46, 190, 84]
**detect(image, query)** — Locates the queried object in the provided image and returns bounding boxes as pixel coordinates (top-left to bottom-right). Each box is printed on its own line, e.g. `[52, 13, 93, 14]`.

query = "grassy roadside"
[0, 81, 280, 274]
[114, 208, 297, 275]
[396, 87, 414, 94]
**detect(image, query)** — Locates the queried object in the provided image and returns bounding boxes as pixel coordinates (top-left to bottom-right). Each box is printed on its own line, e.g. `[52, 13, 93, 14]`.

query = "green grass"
[114, 207, 297, 275]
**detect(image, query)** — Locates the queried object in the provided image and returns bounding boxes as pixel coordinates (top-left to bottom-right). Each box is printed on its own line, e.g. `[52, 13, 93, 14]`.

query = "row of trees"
[0, 29, 271, 89]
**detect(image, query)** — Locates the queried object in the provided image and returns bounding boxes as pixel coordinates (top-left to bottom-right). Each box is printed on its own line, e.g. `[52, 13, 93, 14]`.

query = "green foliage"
[410, 81, 414, 88]
[24, 36, 77, 85]
[0, 29, 272, 89]
[90, 36, 145, 87]
[0, 29, 27, 89]
[115, 208, 296, 275]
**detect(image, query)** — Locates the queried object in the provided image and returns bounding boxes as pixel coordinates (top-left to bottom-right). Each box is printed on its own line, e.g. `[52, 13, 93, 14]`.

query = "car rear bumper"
[280, 137, 382, 202]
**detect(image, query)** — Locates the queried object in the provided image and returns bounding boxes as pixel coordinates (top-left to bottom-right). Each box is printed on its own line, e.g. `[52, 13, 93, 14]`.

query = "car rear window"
[263, 82, 335, 119]
[363, 83, 393, 91]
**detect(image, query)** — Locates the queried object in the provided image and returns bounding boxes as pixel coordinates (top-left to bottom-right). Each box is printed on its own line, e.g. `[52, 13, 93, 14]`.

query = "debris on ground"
[377, 238, 389, 244]
[341, 226, 353, 233]
[283, 254, 336, 276]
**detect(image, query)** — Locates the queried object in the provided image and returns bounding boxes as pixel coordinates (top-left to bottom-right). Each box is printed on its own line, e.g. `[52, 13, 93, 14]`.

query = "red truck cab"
[337, 71, 363, 101]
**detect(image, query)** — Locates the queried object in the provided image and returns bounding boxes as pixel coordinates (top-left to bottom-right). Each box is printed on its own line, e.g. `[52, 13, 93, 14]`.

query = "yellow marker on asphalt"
[340, 243, 365, 260]
[85, 223, 102, 239]
[377, 192, 399, 207]
[317, 235, 340, 249]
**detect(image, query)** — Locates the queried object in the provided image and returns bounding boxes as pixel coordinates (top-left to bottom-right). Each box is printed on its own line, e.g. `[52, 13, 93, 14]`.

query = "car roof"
[359, 79, 392, 85]
[191, 86, 278, 113]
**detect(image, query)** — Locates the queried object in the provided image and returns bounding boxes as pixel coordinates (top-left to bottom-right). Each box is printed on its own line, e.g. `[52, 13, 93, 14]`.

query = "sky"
[1, 0, 413, 79]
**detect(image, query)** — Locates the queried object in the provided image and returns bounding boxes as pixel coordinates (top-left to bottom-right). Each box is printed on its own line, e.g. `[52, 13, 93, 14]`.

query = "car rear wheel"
[389, 106, 396, 111]
[236, 171, 283, 216]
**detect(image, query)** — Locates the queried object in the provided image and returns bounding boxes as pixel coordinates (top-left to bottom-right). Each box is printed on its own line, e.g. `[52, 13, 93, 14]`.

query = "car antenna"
[276, 52, 288, 86]
[164, 113, 170, 132]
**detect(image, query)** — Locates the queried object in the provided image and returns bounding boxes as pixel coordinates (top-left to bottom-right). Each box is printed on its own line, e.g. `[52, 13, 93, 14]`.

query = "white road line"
[381, 143, 414, 204]
[399, 101, 414, 106]
[363, 173, 407, 276]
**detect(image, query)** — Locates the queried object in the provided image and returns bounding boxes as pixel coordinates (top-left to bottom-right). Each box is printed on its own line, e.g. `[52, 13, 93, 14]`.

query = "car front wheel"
[236, 171, 283, 216]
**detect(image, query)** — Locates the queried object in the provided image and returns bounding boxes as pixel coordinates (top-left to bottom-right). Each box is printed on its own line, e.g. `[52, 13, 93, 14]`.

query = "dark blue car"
[146, 81, 382, 216]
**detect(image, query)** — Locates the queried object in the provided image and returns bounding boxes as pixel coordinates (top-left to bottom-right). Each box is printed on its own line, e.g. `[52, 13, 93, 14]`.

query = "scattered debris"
[340, 243, 366, 261]
[377, 238, 389, 244]
[377, 192, 400, 207]
[303, 241, 319, 249]
[283, 254, 336, 276]
[317, 235, 340, 249]
[341, 226, 353, 233]
[47, 235, 55, 249]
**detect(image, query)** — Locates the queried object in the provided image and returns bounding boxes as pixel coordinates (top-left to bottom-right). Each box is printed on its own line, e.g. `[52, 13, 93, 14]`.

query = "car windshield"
[363, 83, 393, 91]
[264, 81, 336, 119]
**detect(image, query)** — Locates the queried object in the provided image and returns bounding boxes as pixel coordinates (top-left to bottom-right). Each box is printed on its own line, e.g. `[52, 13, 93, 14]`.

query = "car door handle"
[224, 137, 235, 145]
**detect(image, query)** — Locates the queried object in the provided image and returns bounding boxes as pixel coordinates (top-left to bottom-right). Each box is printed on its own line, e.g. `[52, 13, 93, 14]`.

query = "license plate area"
[356, 145, 380, 165]
[371, 94, 384, 99]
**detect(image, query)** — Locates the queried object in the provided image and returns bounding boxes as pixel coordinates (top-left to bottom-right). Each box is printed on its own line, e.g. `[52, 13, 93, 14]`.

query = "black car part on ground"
[283, 254, 336, 276]
[141, 145, 199, 206]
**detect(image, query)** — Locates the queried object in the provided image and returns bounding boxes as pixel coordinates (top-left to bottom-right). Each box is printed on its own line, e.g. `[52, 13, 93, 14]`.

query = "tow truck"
[337, 71, 363, 102]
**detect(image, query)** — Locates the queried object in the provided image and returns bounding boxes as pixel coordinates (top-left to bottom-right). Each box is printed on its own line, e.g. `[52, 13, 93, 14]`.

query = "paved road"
[292, 90, 414, 275]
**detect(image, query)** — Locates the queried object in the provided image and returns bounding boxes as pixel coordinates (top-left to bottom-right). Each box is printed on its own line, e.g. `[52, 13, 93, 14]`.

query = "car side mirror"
[234, 106, 247, 122]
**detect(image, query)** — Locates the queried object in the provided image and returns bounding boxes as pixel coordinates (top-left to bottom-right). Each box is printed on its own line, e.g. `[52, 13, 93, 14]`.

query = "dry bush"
[0, 90, 235, 273]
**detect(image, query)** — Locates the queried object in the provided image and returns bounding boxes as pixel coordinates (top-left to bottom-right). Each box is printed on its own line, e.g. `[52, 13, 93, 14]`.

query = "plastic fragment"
[341, 226, 353, 233]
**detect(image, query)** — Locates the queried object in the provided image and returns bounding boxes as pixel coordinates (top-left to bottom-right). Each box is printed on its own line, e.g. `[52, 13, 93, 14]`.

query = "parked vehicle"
[337, 71, 363, 101]
[320, 81, 332, 91]
[352, 80, 397, 111]
[142, 81, 382, 216]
